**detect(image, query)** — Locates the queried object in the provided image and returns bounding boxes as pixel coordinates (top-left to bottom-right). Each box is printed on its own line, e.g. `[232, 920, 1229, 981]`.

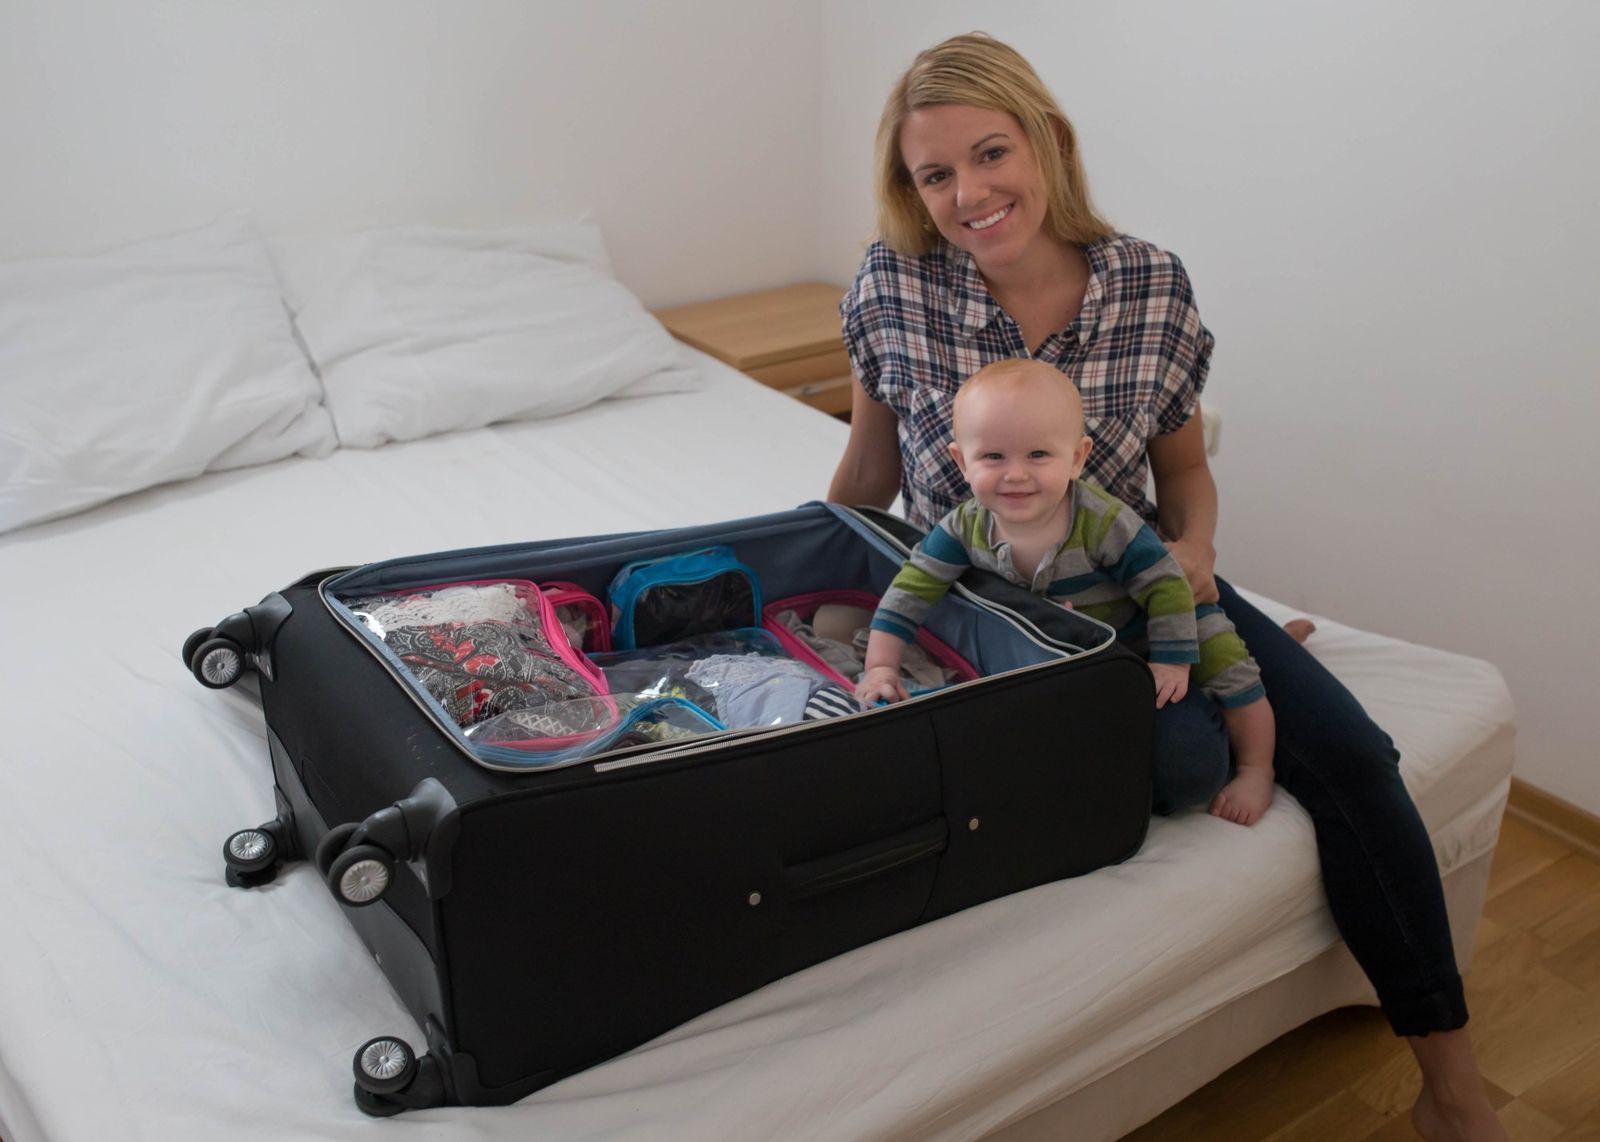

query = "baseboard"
[1507, 778, 1600, 862]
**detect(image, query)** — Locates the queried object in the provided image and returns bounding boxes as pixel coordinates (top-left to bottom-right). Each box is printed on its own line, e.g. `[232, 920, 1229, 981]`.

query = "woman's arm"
[1148, 412, 1220, 604]
[827, 376, 902, 509]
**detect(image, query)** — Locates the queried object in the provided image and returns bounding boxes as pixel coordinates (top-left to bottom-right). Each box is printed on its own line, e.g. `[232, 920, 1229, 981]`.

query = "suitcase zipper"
[829, 504, 1118, 659]
[316, 574, 745, 775]
[595, 512, 1124, 774]
[313, 507, 1119, 777]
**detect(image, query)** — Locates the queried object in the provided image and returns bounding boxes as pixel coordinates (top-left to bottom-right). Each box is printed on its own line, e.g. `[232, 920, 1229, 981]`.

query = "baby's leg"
[1210, 698, 1277, 826]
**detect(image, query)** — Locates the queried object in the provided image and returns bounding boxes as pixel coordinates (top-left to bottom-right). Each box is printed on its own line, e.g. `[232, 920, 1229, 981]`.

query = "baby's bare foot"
[1283, 618, 1316, 643]
[1208, 767, 1275, 826]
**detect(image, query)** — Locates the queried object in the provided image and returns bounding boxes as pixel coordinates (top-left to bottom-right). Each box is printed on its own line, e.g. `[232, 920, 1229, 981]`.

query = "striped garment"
[841, 234, 1213, 530]
[873, 481, 1264, 708]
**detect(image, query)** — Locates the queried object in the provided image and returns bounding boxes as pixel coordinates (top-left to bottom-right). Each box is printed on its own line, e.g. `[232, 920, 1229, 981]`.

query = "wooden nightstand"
[653, 282, 854, 417]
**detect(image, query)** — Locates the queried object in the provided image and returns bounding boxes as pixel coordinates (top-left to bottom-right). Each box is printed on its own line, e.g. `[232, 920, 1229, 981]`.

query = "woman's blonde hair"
[873, 32, 1114, 256]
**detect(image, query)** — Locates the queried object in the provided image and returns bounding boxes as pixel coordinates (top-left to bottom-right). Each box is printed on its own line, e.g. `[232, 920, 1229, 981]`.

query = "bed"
[0, 217, 1514, 1141]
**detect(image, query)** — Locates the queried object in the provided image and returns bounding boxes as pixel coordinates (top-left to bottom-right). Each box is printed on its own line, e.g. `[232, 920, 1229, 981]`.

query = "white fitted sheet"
[0, 354, 1514, 1142]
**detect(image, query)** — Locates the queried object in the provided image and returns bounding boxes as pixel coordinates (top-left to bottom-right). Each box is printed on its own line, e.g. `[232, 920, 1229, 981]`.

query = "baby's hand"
[1149, 662, 1190, 708]
[855, 666, 910, 706]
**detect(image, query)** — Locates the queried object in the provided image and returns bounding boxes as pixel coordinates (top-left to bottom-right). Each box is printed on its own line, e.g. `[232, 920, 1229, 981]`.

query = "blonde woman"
[827, 33, 1504, 1142]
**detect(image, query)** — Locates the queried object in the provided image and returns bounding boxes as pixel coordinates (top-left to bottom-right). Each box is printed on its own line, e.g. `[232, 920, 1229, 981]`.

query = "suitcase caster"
[354, 1036, 417, 1094]
[329, 845, 396, 906]
[351, 1036, 447, 1116]
[315, 778, 458, 908]
[181, 627, 213, 671]
[223, 816, 298, 888]
[314, 822, 360, 878]
[182, 593, 293, 689]
[192, 635, 246, 689]
[317, 822, 398, 907]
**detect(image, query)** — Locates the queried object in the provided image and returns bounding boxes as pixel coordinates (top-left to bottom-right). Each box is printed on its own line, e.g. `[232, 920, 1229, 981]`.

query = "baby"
[856, 359, 1277, 826]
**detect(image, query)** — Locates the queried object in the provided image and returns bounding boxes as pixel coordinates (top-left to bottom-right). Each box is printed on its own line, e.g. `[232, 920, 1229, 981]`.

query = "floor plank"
[1120, 1008, 1406, 1140]
[1546, 926, 1600, 997]
[1262, 1090, 1388, 1141]
[1463, 932, 1600, 1096]
[1529, 858, 1600, 955]
[1521, 1039, 1600, 1127]
[1484, 853, 1600, 933]
[1554, 1099, 1600, 1140]
[1486, 817, 1571, 900]
[1347, 1043, 1423, 1118]
[1119, 817, 1600, 1139]
[1357, 1113, 1423, 1141]
[1496, 1098, 1568, 1141]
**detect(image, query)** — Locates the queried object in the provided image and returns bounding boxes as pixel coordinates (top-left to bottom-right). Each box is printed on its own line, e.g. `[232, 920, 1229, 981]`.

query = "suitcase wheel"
[329, 845, 395, 907]
[181, 627, 213, 670]
[353, 1036, 417, 1095]
[222, 828, 278, 887]
[314, 822, 361, 878]
[350, 1035, 448, 1116]
[222, 816, 299, 889]
[192, 636, 246, 690]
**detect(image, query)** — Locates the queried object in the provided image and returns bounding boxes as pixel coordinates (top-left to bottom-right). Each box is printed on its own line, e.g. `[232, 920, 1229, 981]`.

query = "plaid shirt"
[841, 234, 1214, 529]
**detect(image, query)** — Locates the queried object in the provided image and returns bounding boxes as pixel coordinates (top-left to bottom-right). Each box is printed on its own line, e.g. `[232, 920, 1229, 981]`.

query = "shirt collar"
[937, 236, 1113, 342]
[1076, 237, 1109, 337]
[938, 242, 1002, 335]
[978, 503, 1002, 552]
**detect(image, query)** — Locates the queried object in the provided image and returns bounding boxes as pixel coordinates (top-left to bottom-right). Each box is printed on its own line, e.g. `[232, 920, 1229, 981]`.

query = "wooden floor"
[1123, 815, 1600, 1141]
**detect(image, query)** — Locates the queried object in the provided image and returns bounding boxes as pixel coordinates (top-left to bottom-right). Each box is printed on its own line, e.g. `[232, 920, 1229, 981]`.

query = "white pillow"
[290, 224, 700, 449]
[0, 215, 334, 533]
[270, 219, 617, 313]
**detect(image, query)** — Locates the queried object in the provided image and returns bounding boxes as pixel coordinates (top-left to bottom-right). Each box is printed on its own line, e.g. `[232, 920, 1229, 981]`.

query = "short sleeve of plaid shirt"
[840, 234, 1214, 530]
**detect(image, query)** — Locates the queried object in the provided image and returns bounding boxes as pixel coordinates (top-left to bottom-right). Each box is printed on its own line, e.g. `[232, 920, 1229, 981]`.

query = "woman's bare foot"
[1283, 618, 1316, 643]
[1411, 1078, 1508, 1140]
[1208, 766, 1274, 825]
[1408, 1030, 1508, 1141]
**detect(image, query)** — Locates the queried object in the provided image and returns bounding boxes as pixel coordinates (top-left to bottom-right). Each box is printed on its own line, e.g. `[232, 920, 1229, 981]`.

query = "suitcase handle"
[782, 817, 947, 901]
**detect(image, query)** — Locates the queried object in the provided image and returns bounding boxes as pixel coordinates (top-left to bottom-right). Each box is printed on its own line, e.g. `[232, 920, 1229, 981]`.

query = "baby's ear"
[948, 439, 968, 475]
[1073, 434, 1093, 472]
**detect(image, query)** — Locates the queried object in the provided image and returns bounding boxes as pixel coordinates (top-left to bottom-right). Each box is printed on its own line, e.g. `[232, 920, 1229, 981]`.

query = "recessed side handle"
[783, 817, 948, 901]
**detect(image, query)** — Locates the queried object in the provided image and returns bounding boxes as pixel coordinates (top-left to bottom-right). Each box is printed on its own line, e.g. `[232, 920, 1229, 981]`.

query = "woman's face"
[899, 103, 1051, 274]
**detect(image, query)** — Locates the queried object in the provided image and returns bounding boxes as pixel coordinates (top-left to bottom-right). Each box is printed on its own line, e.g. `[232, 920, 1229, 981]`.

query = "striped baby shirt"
[873, 481, 1265, 708]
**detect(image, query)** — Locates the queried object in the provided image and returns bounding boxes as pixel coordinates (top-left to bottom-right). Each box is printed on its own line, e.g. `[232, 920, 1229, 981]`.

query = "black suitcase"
[186, 503, 1153, 1115]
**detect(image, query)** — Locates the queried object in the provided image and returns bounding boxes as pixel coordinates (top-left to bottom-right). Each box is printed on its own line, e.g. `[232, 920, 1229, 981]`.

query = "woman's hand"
[1166, 535, 1219, 605]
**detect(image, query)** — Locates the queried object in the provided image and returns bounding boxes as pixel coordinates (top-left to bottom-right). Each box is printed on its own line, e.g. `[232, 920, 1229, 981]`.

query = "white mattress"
[0, 355, 1514, 1142]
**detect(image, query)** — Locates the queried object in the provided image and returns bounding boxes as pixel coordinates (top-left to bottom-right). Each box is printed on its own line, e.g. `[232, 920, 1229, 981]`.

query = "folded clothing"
[591, 629, 858, 727]
[684, 654, 828, 727]
[348, 580, 607, 732]
[770, 603, 962, 691]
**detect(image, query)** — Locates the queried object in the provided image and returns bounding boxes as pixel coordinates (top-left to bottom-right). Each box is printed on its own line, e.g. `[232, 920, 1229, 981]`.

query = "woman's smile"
[965, 203, 1014, 231]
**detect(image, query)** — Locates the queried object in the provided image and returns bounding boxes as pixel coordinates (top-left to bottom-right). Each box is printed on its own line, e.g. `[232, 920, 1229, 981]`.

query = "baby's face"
[950, 378, 1091, 530]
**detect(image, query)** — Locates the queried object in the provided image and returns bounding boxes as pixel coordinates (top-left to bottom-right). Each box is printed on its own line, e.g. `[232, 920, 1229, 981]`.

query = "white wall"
[819, 2, 1600, 813]
[0, 0, 820, 306]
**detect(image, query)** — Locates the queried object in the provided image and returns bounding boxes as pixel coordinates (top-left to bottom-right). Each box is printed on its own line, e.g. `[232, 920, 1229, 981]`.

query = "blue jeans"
[1149, 578, 1468, 1037]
